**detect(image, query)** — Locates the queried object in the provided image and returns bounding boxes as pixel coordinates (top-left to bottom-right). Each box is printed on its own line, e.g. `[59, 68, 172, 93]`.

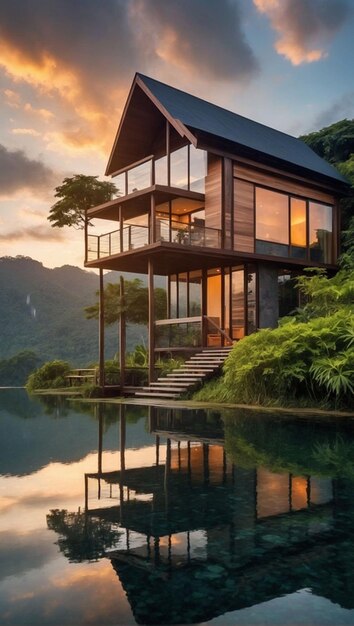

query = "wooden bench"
[65, 369, 98, 386]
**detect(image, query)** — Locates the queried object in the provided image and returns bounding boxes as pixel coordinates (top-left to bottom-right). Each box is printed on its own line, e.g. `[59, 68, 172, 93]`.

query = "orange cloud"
[0, 39, 115, 154]
[24, 102, 55, 120]
[253, 0, 349, 65]
[12, 128, 41, 136]
[4, 88, 21, 107]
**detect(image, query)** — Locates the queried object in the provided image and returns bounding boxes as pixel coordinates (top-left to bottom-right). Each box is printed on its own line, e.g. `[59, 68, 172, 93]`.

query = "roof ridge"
[136, 72, 306, 146]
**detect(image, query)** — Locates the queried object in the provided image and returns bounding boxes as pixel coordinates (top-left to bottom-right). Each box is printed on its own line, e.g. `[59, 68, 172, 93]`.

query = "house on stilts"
[84, 73, 347, 397]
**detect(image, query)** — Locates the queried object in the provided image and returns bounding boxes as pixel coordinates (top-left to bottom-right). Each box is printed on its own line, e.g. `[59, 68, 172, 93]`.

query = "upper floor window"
[254, 185, 333, 263]
[190, 145, 207, 193]
[309, 202, 333, 263]
[171, 146, 189, 189]
[256, 188, 288, 245]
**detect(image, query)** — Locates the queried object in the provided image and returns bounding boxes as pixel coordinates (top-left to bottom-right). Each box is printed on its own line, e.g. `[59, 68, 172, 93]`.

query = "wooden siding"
[233, 178, 254, 253]
[223, 158, 233, 249]
[233, 162, 335, 204]
[205, 154, 222, 230]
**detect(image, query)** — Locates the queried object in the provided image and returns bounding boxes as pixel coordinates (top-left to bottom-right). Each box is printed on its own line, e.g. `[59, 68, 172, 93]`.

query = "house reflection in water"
[79, 406, 353, 625]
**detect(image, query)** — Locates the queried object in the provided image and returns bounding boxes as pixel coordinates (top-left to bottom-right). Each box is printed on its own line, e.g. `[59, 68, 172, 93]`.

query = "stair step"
[152, 380, 195, 386]
[135, 391, 179, 398]
[147, 383, 189, 391]
[162, 377, 202, 382]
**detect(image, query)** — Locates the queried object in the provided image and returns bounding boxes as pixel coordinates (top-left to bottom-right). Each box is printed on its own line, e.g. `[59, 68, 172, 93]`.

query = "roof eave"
[105, 74, 197, 177]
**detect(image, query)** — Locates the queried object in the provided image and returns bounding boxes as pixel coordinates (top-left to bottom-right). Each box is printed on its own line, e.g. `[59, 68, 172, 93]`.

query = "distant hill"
[0, 256, 154, 365]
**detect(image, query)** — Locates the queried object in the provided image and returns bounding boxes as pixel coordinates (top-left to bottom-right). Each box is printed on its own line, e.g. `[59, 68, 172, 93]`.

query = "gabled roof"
[106, 73, 348, 186]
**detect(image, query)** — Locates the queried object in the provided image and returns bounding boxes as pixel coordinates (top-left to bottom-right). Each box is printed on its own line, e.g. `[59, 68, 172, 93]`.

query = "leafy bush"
[26, 360, 71, 391]
[194, 263, 354, 409]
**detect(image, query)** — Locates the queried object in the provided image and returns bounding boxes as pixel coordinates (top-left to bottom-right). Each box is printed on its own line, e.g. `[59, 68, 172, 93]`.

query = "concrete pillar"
[258, 265, 279, 329]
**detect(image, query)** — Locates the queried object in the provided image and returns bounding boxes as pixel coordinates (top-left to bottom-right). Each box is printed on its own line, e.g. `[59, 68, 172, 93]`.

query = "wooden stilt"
[98, 269, 105, 389]
[119, 275, 126, 392]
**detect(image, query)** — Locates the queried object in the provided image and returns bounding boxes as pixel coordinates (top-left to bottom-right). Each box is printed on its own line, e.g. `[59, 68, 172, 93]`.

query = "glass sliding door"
[231, 267, 245, 339]
[207, 269, 222, 346]
[246, 266, 257, 334]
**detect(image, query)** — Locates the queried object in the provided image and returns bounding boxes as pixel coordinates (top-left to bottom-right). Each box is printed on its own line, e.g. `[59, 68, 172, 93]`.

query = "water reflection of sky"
[1, 390, 354, 625]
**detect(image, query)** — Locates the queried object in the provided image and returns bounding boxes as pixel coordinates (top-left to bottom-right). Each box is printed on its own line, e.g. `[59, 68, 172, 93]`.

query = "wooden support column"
[119, 404, 126, 525]
[119, 275, 126, 392]
[119, 205, 123, 253]
[98, 269, 105, 389]
[202, 269, 208, 347]
[148, 258, 155, 384]
[150, 193, 156, 243]
[84, 210, 88, 262]
[166, 120, 171, 187]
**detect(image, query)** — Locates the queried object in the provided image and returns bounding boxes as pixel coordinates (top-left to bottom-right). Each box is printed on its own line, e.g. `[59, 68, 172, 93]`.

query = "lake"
[1, 389, 354, 625]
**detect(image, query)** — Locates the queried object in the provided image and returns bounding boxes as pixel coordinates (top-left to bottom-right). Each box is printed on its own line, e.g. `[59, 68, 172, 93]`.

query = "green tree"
[85, 278, 167, 325]
[300, 119, 354, 229]
[48, 174, 118, 229]
[47, 509, 121, 562]
[0, 350, 42, 386]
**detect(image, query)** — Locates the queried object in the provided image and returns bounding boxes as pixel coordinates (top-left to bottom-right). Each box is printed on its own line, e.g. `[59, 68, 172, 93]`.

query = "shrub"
[26, 360, 71, 391]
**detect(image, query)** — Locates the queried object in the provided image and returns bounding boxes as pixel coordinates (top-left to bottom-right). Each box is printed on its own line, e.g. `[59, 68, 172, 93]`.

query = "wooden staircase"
[135, 346, 233, 400]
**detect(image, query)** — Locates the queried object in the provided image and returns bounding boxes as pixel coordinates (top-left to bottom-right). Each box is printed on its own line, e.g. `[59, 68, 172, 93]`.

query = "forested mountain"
[300, 119, 354, 227]
[0, 256, 150, 366]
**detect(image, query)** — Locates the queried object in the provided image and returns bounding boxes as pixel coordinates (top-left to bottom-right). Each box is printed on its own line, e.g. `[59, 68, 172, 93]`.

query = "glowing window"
[256, 188, 289, 245]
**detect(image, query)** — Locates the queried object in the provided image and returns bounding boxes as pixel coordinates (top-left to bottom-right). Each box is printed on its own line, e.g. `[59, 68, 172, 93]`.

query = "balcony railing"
[155, 316, 233, 350]
[87, 222, 222, 261]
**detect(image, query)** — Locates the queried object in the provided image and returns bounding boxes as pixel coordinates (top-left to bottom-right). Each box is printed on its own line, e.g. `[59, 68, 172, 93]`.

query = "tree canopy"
[300, 119, 354, 229]
[85, 278, 167, 325]
[48, 174, 118, 229]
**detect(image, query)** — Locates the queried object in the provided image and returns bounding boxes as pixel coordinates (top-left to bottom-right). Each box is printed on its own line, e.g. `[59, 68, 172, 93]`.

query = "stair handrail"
[203, 315, 233, 345]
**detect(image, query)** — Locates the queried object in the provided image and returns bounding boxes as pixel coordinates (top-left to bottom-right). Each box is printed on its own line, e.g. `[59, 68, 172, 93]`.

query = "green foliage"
[223, 412, 354, 479]
[48, 175, 118, 229]
[0, 257, 147, 365]
[126, 344, 148, 367]
[26, 360, 71, 391]
[195, 264, 354, 409]
[47, 509, 121, 562]
[0, 350, 42, 386]
[300, 119, 354, 229]
[85, 278, 167, 325]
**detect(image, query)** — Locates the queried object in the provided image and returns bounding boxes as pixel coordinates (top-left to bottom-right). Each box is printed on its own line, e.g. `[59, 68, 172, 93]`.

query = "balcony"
[87, 220, 222, 262]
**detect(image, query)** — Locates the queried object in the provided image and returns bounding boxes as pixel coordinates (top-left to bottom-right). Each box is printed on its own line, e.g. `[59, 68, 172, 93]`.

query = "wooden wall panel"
[234, 163, 335, 205]
[223, 158, 233, 249]
[234, 178, 254, 253]
[205, 154, 222, 231]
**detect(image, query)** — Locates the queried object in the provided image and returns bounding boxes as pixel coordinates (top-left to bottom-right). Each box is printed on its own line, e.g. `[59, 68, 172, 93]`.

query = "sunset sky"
[1, 0, 353, 269]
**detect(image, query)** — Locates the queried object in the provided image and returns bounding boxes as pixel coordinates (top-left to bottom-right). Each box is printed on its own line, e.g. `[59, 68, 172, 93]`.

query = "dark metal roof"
[137, 73, 348, 186]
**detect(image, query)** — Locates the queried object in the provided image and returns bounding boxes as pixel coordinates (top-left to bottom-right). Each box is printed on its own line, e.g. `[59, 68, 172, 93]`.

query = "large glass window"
[190, 146, 207, 193]
[290, 198, 306, 246]
[231, 267, 245, 339]
[155, 155, 168, 185]
[278, 271, 299, 318]
[127, 160, 152, 194]
[178, 273, 188, 317]
[189, 270, 202, 315]
[171, 146, 188, 189]
[170, 275, 177, 318]
[247, 267, 257, 334]
[309, 202, 333, 263]
[256, 188, 289, 245]
[290, 197, 307, 259]
[114, 172, 126, 197]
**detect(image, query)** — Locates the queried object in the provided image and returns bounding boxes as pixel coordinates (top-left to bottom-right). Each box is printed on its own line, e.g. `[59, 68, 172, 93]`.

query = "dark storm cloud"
[0, 144, 58, 196]
[132, 0, 259, 80]
[0, 0, 258, 91]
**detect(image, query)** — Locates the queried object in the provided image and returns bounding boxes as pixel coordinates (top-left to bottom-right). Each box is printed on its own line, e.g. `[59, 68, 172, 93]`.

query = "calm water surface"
[1, 389, 354, 625]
